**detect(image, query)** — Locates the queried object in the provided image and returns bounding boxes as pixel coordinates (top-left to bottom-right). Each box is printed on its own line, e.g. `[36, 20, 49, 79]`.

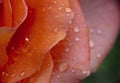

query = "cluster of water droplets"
[89, 28, 103, 58]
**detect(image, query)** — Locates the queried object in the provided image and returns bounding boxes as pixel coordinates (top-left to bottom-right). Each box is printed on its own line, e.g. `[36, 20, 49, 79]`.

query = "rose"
[0, 0, 27, 68]
[51, 0, 120, 83]
[0, 0, 119, 83]
[0, 0, 74, 82]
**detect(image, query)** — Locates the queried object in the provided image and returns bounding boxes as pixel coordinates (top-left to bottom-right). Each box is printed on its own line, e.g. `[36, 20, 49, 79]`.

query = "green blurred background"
[82, 32, 120, 83]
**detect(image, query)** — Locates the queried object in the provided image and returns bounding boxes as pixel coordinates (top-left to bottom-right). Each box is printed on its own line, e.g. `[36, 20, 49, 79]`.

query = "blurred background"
[82, 32, 120, 83]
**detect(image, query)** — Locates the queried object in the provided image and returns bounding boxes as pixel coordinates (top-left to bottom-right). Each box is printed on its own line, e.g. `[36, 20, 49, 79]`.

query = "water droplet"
[25, 37, 29, 42]
[73, 57, 76, 60]
[20, 72, 25, 76]
[65, 8, 72, 12]
[82, 70, 90, 75]
[2, 72, 5, 75]
[42, 7, 46, 12]
[57, 75, 60, 78]
[65, 48, 69, 52]
[5, 73, 8, 76]
[89, 39, 95, 48]
[11, 46, 14, 50]
[69, 20, 72, 24]
[54, 0, 57, 3]
[2, 72, 8, 76]
[71, 69, 75, 73]
[75, 37, 80, 41]
[11, 73, 16, 77]
[48, 6, 52, 10]
[55, 15, 60, 18]
[66, 14, 70, 16]
[58, 7, 62, 10]
[28, 49, 34, 56]
[97, 53, 101, 58]
[61, 3, 64, 6]
[97, 29, 102, 34]
[74, 27, 80, 32]
[78, 15, 80, 17]
[59, 62, 68, 72]
[90, 29, 94, 33]
[68, 43, 72, 46]
[54, 28, 58, 33]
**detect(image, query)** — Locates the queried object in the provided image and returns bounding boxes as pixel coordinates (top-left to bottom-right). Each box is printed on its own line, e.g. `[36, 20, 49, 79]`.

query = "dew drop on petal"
[54, 28, 58, 33]
[57, 75, 60, 78]
[20, 72, 25, 76]
[69, 20, 72, 24]
[11, 46, 15, 50]
[25, 37, 29, 42]
[65, 48, 69, 52]
[71, 69, 75, 73]
[59, 62, 68, 72]
[75, 37, 80, 41]
[58, 7, 62, 10]
[42, 7, 46, 12]
[48, 6, 52, 10]
[65, 8, 72, 12]
[2, 72, 5, 75]
[97, 53, 101, 58]
[74, 26, 80, 32]
[68, 43, 72, 46]
[89, 39, 95, 48]
[82, 70, 90, 75]
[73, 57, 76, 60]
[97, 29, 102, 34]
[54, 0, 57, 3]
[11, 73, 16, 77]
[61, 3, 64, 6]
[90, 28, 94, 33]
[5, 73, 8, 76]
[66, 14, 70, 16]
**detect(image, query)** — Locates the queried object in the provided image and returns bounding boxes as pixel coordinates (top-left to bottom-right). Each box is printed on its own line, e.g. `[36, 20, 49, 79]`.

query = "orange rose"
[0, 0, 74, 82]
[0, 0, 119, 83]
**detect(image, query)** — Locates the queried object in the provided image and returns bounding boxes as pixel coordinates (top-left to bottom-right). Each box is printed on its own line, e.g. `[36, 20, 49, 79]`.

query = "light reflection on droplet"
[48, 6, 52, 10]
[20, 72, 25, 76]
[75, 37, 80, 41]
[59, 62, 68, 72]
[57, 75, 60, 78]
[65, 48, 69, 52]
[89, 39, 95, 48]
[65, 8, 72, 12]
[11, 73, 16, 77]
[71, 69, 75, 73]
[82, 70, 90, 75]
[74, 26, 80, 32]
[25, 37, 29, 42]
[97, 53, 101, 58]
[97, 29, 102, 34]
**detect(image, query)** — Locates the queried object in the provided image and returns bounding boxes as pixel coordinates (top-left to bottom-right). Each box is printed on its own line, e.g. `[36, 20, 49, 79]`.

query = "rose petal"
[80, 0, 120, 72]
[0, 0, 12, 27]
[1, 0, 74, 82]
[10, 0, 28, 28]
[0, 28, 16, 68]
[20, 52, 53, 83]
[0, 0, 27, 68]
[50, 0, 90, 82]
